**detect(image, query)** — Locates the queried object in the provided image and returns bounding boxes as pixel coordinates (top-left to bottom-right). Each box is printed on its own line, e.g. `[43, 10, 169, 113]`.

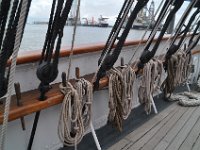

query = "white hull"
[3, 38, 200, 150]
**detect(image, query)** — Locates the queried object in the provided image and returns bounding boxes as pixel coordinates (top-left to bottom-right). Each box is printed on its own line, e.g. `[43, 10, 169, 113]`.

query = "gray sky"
[28, 0, 190, 25]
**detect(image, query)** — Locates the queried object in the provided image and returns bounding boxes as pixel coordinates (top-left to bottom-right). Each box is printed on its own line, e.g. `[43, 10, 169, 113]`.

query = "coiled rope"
[108, 66, 136, 131]
[58, 0, 93, 147]
[58, 82, 84, 146]
[75, 79, 93, 130]
[58, 78, 93, 146]
[162, 50, 191, 98]
[138, 59, 164, 114]
[169, 91, 200, 107]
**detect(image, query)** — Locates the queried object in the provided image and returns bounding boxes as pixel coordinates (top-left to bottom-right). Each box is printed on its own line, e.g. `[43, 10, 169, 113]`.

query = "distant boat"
[98, 15, 109, 27]
[81, 15, 109, 27]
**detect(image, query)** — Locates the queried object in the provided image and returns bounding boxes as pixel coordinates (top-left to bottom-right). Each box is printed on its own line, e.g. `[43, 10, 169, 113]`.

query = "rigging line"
[171, 0, 198, 43]
[101, 0, 131, 58]
[128, 0, 165, 65]
[98, 0, 134, 65]
[142, 0, 173, 52]
[140, 0, 173, 52]
[188, 15, 200, 46]
[53, 0, 78, 71]
[177, 8, 200, 48]
[137, 0, 184, 71]
[66, 0, 81, 82]
[0, 0, 31, 149]
[0, 0, 19, 66]
[92, 0, 134, 82]
[0, 0, 13, 56]
[93, 0, 149, 89]
[0, 0, 12, 49]
[128, 0, 171, 65]
[36, 0, 73, 100]
[40, 0, 56, 64]
[160, 0, 199, 58]
[178, 13, 200, 52]
[185, 20, 200, 53]
[171, 15, 200, 56]
[46, 0, 65, 63]
[163, 1, 200, 61]
[28, 1, 74, 150]
[0, 0, 22, 98]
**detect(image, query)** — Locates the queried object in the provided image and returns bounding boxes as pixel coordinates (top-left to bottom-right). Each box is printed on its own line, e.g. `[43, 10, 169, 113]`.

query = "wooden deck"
[108, 103, 200, 150]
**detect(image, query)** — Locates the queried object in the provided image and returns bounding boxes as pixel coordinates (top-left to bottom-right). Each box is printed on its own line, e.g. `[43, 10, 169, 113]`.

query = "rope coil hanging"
[138, 59, 164, 114]
[75, 79, 93, 130]
[58, 0, 93, 146]
[93, 0, 149, 89]
[108, 66, 135, 131]
[58, 82, 84, 146]
[162, 50, 192, 98]
[58, 78, 93, 146]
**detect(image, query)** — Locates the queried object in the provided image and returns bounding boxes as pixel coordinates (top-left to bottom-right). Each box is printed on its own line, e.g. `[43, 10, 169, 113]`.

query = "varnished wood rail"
[12, 35, 184, 65]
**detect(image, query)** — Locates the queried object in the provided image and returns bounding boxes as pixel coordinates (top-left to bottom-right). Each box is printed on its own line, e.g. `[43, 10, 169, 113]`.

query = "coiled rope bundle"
[75, 78, 93, 130]
[169, 91, 200, 107]
[138, 59, 164, 114]
[108, 66, 136, 131]
[58, 78, 93, 146]
[162, 50, 191, 98]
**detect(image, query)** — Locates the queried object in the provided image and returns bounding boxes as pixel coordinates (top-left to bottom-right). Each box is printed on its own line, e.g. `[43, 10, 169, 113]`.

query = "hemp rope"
[58, 82, 84, 146]
[58, 78, 93, 146]
[108, 66, 136, 131]
[75, 78, 93, 130]
[58, 0, 93, 146]
[169, 91, 200, 107]
[162, 50, 191, 98]
[138, 59, 164, 114]
[0, 0, 29, 149]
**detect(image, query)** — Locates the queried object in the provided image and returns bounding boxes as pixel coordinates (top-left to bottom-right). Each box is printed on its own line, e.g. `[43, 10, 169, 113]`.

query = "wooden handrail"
[15, 36, 174, 65]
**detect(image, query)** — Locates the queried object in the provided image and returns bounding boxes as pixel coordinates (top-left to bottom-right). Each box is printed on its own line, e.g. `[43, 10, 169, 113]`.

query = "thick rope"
[75, 78, 93, 130]
[162, 50, 191, 98]
[169, 91, 200, 107]
[108, 66, 136, 131]
[0, 0, 28, 149]
[58, 78, 93, 146]
[129, 0, 171, 65]
[91, 0, 134, 83]
[58, 82, 84, 146]
[138, 59, 164, 114]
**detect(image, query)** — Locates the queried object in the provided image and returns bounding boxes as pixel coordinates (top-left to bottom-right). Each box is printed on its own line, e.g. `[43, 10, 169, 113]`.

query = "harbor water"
[20, 24, 152, 52]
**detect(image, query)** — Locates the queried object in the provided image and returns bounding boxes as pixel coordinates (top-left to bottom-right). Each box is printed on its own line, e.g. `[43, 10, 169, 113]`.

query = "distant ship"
[81, 15, 109, 27]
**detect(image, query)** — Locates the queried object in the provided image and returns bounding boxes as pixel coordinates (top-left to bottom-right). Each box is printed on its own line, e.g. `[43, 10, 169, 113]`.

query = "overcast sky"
[28, 0, 190, 25]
